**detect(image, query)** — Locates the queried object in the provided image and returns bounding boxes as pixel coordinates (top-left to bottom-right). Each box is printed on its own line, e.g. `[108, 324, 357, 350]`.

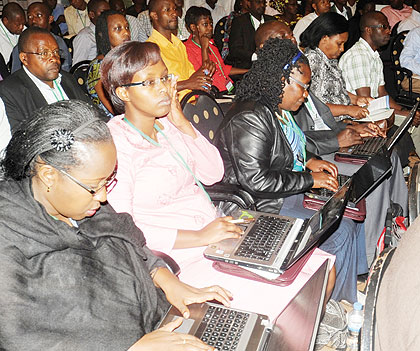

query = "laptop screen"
[300, 179, 351, 251]
[350, 152, 392, 203]
[266, 260, 329, 351]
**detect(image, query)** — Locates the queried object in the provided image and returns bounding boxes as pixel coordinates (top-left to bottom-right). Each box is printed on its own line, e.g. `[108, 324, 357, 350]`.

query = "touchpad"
[171, 317, 195, 334]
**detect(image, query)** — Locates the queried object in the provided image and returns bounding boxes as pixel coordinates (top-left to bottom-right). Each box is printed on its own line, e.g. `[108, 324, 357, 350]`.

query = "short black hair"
[28, 2, 53, 17]
[18, 27, 54, 53]
[360, 10, 386, 33]
[101, 41, 162, 114]
[300, 12, 349, 49]
[1, 100, 112, 181]
[95, 9, 122, 56]
[2, 2, 24, 20]
[88, 0, 108, 13]
[235, 38, 309, 112]
[185, 6, 211, 31]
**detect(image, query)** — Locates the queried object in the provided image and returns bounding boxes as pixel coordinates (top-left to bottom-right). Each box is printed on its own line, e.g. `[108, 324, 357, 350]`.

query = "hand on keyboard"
[337, 128, 363, 148]
[306, 158, 338, 178]
[311, 172, 339, 192]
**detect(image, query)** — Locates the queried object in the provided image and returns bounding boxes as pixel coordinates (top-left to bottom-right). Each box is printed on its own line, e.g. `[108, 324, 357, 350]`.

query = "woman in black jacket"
[216, 38, 368, 305]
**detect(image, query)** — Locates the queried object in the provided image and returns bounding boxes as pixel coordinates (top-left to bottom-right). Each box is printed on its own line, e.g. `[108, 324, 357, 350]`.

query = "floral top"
[305, 47, 351, 121]
[86, 58, 113, 119]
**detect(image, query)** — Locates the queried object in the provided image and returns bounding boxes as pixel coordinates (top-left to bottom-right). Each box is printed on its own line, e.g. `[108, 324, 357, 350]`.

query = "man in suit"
[227, 0, 274, 68]
[0, 27, 91, 135]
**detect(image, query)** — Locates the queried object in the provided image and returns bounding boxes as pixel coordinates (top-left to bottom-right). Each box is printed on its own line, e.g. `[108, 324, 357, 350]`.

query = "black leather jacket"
[215, 99, 315, 213]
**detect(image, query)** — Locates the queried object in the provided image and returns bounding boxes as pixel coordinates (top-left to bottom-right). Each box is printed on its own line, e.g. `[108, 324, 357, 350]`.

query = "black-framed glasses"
[121, 73, 174, 88]
[289, 75, 310, 90]
[23, 49, 63, 60]
[57, 168, 118, 195]
[368, 24, 391, 30]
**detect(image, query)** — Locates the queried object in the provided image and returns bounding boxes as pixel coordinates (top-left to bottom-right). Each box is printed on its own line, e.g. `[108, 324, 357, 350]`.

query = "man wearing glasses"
[0, 26, 91, 153]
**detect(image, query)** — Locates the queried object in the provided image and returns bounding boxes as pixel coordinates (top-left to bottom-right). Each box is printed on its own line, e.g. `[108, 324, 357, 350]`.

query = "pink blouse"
[107, 115, 335, 321]
[107, 115, 224, 265]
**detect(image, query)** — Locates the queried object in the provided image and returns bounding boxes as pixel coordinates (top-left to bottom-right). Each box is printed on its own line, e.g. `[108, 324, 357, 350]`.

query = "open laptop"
[335, 100, 419, 162]
[306, 152, 392, 208]
[158, 259, 329, 351]
[204, 179, 351, 274]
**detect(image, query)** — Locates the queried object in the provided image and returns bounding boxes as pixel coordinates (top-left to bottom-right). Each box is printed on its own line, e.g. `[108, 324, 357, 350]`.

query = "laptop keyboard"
[352, 136, 386, 155]
[234, 215, 290, 261]
[198, 305, 250, 350]
[317, 174, 350, 198]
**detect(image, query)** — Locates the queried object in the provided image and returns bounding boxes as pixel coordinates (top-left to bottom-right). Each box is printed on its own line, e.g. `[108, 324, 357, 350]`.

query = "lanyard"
[0, 21, 13, 46]
[77, 9, 87, 28]
[51, 80, 65, 102]
[276, 110, 306, 169]
[123, 118, 212, 203]
[191, 38, 228, 81]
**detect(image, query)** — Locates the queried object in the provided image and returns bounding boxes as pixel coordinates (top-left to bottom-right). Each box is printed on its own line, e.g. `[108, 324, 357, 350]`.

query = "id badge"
[226, 81, 234, 93]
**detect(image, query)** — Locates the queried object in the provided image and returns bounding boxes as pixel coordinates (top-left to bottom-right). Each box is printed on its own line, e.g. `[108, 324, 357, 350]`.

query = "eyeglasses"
[368, 24, 391, 30]
[23, 49, 63, 60]
[57, 168, 118, 195]
[121, 73, 174, 88]
[289, 75, 310, 90]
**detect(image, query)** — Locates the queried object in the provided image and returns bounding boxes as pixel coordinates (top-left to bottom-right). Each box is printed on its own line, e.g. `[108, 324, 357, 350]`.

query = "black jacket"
[215, 99, 315, 213]
[0, 68, 91, 131]
[293, 93, 347, 155]
[227, 13, 275, 69]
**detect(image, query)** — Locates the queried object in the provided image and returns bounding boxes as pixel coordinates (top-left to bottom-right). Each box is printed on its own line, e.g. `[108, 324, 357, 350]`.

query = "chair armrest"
[151, 250, 181, 276]
[205, 182, 257, 211]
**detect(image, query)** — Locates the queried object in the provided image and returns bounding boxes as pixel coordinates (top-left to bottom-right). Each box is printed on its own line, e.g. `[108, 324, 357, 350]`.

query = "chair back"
[390, 30, 420, 107]
[360, 247, 396, 351]
[180, 90, 225, 143]
[70, 60, 91, 93]
[213, 15, 228, 57]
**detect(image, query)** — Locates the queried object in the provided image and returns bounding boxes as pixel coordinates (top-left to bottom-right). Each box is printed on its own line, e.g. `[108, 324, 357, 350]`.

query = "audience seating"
[360, 247, 396, 351]
[70, 60, 91, 94]
[180, 90, 225, 143]
[390, 30, 420, 108]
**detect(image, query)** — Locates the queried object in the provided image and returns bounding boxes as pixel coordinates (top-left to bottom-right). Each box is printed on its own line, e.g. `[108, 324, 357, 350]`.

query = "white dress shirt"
[0, 19, 19, 64]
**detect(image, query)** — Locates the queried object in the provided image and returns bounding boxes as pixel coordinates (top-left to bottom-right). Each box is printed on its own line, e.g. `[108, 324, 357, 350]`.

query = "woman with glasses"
[86, 10, 131, 118]
[0, 99, 232, 350]
[216, 37, 368, 307]
[101, 41, 336, 324]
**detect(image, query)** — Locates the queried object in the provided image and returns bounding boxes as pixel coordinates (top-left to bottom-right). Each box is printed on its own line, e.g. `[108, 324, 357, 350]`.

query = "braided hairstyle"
[235, 38, 309, 112]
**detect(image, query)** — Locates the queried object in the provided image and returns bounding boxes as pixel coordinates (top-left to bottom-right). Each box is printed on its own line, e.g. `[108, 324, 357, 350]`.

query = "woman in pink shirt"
[102, 41, 335, 322]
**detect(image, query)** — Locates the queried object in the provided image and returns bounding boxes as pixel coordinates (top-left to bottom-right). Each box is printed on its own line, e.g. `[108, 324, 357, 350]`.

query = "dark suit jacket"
[227, 13, 275, 69]
[330, 4, 353, 20]
[0, 68, 91, 131]
[293, 93, 347, 155]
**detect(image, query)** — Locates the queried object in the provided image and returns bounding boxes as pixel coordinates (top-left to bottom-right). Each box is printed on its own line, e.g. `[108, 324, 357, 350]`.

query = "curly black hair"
[235, 38, 308, 112]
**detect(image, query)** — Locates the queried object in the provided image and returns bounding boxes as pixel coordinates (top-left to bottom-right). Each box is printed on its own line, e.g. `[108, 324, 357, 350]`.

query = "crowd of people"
[0, 0, 419, 349]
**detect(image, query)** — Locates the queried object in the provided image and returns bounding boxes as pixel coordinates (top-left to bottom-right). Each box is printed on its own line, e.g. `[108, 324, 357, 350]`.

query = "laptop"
[335, 100, 419, 162]
[158, 259, 329, 351]
[305, 152, 392, 208]
[204, 179, 351, 274]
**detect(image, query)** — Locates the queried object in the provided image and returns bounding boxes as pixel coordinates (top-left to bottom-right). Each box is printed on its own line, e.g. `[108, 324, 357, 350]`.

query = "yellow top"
[147, 29, 195, 99]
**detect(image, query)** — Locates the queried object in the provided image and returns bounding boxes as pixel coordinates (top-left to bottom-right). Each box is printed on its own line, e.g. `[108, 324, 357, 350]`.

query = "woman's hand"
[311, 172, 339, 192]
[347, 123, 386, 138]
[354, 96, 374, 107]
[128, 318, 215, 351]
[197, 217, 243, 245]
[152, 268, 233, 319]
[337, 128, 363, 148]
[167, 76, 197, 138]
[306, 159, 338, 178]
[347, 105, 369, 119]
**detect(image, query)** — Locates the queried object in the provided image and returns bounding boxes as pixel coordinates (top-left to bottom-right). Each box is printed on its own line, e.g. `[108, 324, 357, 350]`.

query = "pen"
[228, 218, 255, 224]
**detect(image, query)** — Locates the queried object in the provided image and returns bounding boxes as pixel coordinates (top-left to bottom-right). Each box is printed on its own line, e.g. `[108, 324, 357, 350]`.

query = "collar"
[0, 19, 12, 36]
[23, 65, 62, 90]
[89, 22, 95, 31]
[359, 37, 379, 57]
[250, 13, 264, 26]
[150, 28, 180, 47]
